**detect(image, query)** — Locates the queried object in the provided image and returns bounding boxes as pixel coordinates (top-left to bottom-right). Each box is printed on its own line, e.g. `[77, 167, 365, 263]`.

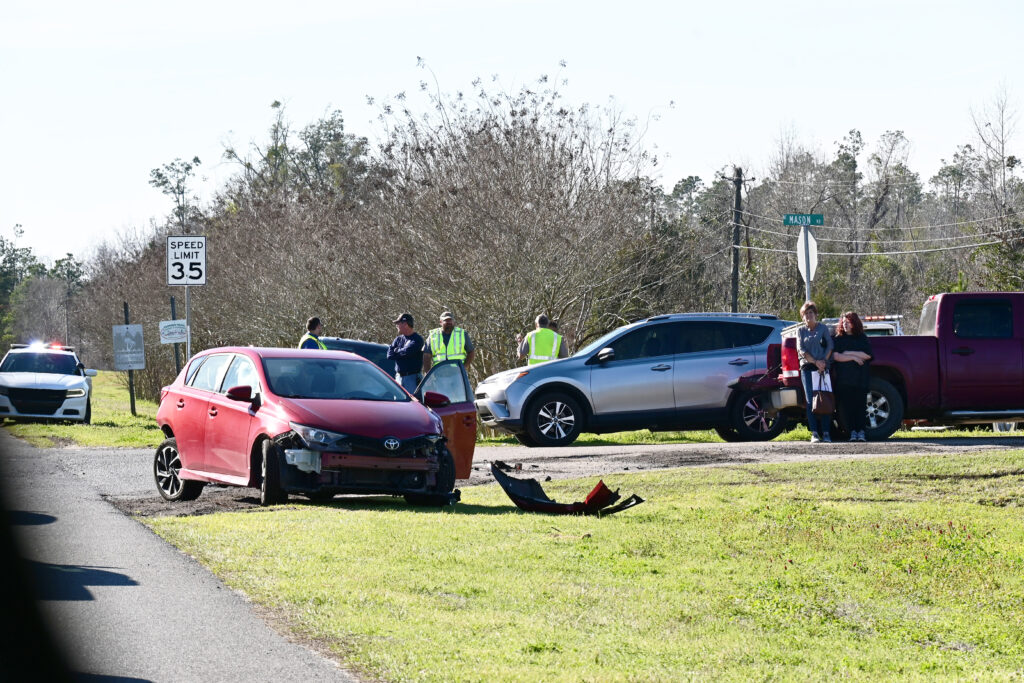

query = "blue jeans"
[397, 373, 422, 393]
[802, 368, 831, 437]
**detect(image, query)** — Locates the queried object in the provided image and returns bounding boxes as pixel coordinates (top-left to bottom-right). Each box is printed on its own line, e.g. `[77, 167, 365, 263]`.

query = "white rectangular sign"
[159, 320, 188, 345]
[167, 235, 207, 286]
[113, 324, 146, 370]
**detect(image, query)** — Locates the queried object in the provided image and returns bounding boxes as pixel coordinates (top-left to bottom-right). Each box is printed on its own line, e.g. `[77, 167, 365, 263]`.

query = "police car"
[0, 343, 97, 423]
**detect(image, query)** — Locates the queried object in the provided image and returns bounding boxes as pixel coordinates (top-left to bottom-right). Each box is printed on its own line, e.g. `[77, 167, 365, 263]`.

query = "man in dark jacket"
[387, 313, 425, 393]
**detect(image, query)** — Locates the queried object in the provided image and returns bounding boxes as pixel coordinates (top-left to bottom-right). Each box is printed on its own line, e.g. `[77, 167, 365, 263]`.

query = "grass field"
[2, 371, 163, 448]
[147, 451, 1024, 681]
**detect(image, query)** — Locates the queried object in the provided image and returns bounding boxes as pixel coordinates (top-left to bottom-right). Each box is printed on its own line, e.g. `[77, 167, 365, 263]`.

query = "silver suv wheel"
[525, 392, 584, 447]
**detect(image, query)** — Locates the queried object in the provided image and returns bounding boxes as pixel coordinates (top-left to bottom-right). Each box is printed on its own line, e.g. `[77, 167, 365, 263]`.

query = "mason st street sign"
[783, 214, 824, 226]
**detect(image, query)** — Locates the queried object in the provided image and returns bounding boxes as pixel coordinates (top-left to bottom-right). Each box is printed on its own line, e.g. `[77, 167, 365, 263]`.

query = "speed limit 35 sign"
[167, 236, 207, 286]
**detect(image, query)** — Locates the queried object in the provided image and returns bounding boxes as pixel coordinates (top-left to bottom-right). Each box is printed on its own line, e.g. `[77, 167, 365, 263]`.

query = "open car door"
[416, 360, 477, 479]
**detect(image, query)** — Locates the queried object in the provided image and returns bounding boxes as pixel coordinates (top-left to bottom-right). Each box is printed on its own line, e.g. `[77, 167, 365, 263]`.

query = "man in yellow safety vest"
[422, 311, 475, 371]
[298, 317, 327, 350]
[518, 314, 567, 365]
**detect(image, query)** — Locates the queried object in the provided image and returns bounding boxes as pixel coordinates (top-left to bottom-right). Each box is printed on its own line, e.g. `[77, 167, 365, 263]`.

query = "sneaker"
[849, 433, 859, 442]
[856, 431, 867, 442]
[810, 433, 821, 443]
[822, 434, 832, 443]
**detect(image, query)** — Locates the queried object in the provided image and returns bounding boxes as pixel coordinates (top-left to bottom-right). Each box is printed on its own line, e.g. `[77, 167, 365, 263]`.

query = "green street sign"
[783, 214, 824, 226]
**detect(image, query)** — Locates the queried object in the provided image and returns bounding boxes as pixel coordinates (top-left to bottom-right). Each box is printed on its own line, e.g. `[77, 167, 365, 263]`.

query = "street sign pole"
[185, 285, 191, 360]
[166, 235, 205, 361]
[802, 225, 812, 301]
[786, 214, 823, 302]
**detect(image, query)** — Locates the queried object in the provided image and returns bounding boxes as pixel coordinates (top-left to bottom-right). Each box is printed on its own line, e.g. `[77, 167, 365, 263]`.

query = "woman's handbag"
[811, 371, 835, 415]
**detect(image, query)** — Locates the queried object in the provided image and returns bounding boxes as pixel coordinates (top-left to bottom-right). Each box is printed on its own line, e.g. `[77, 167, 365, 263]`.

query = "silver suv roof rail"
[646, 312, 780, 322]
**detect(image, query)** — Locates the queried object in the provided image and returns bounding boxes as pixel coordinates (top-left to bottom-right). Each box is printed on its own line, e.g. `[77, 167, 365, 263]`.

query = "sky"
[2, 0, 1021, 265]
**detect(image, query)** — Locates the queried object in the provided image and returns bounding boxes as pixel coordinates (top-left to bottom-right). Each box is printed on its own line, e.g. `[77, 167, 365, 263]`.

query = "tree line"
[7, 76, 1022, 401]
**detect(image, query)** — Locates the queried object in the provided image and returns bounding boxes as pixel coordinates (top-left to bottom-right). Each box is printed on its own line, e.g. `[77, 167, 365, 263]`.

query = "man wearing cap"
[387, 313, 425, 393]
[298, 316, 327, 349]
[517, 314, 567, 365]
[422, 311, 475, 372]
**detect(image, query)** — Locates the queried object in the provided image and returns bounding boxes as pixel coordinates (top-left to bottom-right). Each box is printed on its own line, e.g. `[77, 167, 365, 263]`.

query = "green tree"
[149, 156, 202, 230]
[0, 225, 43, 349]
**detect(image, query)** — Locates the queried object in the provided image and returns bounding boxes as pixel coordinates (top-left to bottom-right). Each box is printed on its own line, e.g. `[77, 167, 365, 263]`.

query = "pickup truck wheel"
[730, 391, 787, 441]
[525, 392, 584, 447]
[714, 426, 742, 442]
[864, 378, 904, 441]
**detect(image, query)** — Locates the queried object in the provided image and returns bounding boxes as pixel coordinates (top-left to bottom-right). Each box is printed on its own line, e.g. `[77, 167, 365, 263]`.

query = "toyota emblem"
[384, 438, 401, 451]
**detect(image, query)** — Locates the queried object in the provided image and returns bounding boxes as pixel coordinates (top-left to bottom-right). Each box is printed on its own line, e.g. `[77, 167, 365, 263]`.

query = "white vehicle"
[0, 343, 98, 423]
[783, 314, 905, 341]
[822, 315, 904, 336]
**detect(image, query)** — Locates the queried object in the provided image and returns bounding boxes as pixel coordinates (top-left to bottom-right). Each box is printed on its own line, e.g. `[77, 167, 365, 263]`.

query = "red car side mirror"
[423, 391, 451, 408]
[226, 385, 254, 402]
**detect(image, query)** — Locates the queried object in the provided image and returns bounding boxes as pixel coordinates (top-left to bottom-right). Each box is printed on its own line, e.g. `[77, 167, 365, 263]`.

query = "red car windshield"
[0, 352, 79, 375]
[263, 357, 409, 402]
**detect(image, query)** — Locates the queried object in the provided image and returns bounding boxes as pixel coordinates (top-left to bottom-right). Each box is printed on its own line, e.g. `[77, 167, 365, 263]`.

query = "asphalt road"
[0, 431, 357, 682]
[2, 431, 1021, 681]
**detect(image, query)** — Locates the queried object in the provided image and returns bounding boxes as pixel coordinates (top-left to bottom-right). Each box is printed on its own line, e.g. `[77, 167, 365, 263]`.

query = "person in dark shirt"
[387, 313, 425, 393]
[832, 311, 874, 442]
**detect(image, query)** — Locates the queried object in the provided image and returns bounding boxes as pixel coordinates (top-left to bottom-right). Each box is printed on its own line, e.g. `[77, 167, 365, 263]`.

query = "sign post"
[784, 215, 823, 301]
[166, 235, 207, 360]
[113, 303, 144, 416]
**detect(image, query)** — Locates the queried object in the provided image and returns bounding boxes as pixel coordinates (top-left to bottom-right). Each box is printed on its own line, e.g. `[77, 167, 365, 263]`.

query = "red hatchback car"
[154, 347, 477, 506]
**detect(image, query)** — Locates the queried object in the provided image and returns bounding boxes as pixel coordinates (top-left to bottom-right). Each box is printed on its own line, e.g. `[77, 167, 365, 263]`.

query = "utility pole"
[64, 284, 71, 346]
[730, 167, 743, 313]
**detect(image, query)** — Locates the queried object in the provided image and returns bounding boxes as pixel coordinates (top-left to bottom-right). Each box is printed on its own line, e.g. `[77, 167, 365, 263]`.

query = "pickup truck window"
[953, 299, 1013, 339]
[919, 300, 938, 336]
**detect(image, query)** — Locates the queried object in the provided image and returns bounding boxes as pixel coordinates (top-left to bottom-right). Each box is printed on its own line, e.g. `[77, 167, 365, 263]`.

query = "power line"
[768, 177, 926, 188]
[735, 208, 1011, 232]
[732, 240, 1003, 256]
[734, 222, 1022, 244]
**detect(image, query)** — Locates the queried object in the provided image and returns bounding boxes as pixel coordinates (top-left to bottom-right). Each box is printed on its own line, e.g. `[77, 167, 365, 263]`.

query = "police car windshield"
[263, 357, 409, 402]
[0, 352, 79, 375]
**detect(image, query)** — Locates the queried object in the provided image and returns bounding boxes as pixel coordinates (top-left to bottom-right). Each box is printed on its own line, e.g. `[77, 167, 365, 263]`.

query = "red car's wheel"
[154, 438, 203, 502]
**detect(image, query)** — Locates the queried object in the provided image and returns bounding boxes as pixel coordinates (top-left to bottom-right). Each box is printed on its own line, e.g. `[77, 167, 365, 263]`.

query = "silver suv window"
[606, 323, 679, 360]
[678, 321, 773, 353]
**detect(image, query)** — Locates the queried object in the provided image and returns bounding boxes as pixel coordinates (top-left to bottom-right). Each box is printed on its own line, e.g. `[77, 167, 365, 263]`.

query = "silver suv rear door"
[672, 321, 759, 409]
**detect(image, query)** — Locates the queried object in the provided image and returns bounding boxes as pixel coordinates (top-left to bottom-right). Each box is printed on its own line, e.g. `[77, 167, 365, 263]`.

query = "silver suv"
[474, 313, 793, 446]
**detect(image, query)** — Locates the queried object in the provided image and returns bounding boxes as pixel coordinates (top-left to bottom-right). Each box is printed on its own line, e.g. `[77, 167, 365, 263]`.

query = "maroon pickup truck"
[761, 292, 1024, 440]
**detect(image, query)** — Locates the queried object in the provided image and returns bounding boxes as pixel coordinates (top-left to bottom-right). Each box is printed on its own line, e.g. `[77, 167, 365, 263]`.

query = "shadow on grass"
[895, 468, 1024, 481]
[292, 495, 517, 516]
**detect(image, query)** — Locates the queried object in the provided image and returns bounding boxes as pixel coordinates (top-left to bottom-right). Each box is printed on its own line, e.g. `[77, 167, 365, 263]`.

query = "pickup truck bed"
[769, 293, 1024, 440]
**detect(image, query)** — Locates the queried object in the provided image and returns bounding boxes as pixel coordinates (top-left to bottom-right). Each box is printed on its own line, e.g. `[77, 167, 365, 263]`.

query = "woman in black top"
[832, 311, 874, 442]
